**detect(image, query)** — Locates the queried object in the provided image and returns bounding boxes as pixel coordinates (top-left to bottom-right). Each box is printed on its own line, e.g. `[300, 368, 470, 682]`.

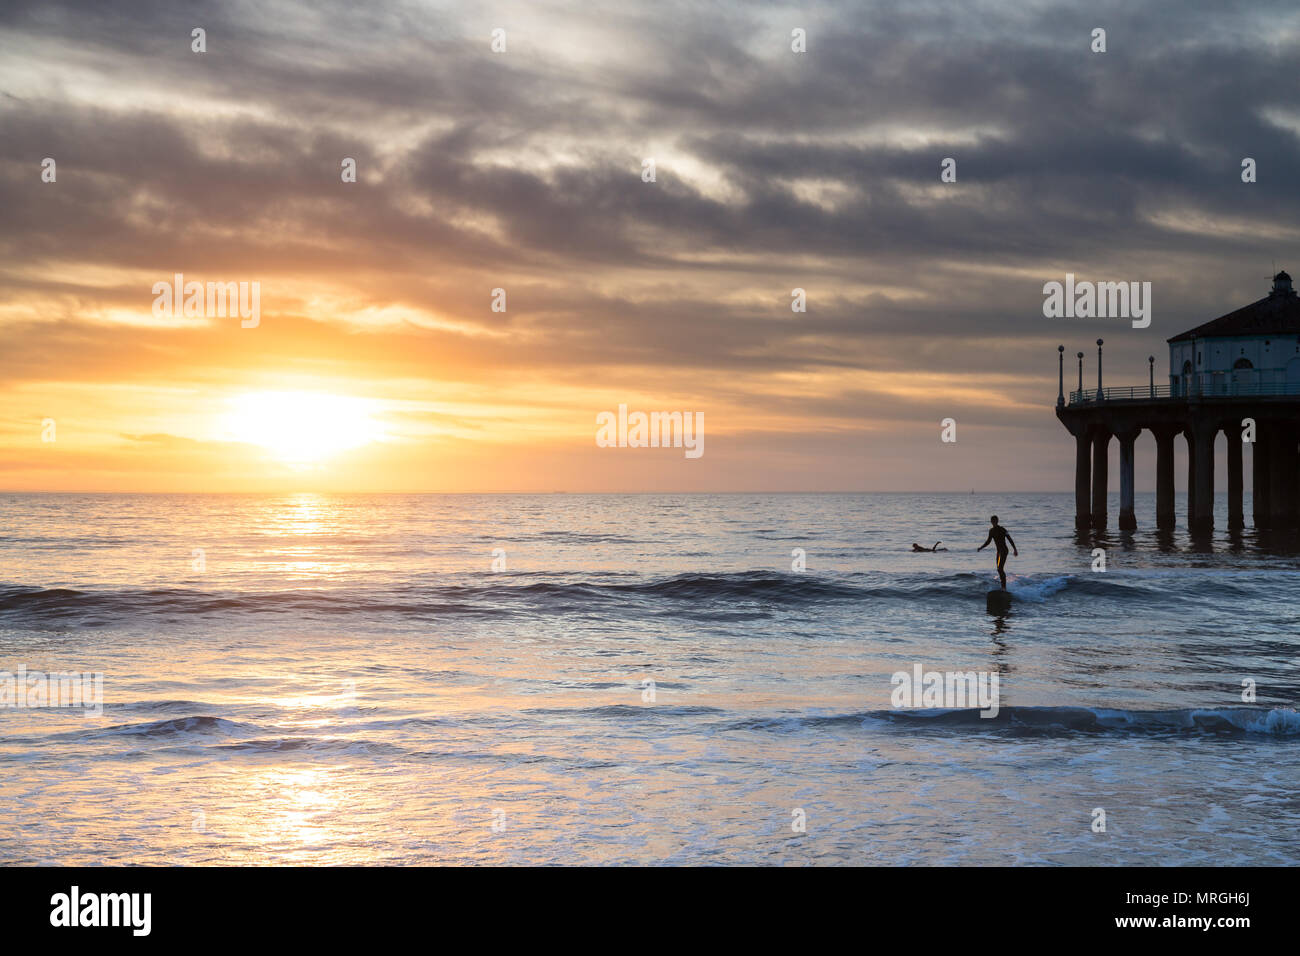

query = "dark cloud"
[1, 0, 1299, 487]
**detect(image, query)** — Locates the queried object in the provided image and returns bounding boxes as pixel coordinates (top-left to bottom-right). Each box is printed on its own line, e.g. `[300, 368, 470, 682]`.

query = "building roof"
[1167, 272, 1300, 343]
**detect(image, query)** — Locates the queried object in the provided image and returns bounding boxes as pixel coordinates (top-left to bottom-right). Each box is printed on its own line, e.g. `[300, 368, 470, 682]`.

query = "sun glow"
[220, 391, 382, 463]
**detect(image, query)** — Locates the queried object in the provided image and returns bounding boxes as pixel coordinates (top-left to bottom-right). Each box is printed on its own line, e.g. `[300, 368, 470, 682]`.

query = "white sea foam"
[1005, 574, 1074, 602]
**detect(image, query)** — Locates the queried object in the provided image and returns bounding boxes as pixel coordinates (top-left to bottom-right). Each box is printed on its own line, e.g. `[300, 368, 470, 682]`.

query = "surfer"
[976, 516, 1017, 590]
[911, 541, 947, 552]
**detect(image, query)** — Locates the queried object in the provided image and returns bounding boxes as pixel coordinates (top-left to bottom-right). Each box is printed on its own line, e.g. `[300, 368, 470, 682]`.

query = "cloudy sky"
[2, 0, 1299, 492]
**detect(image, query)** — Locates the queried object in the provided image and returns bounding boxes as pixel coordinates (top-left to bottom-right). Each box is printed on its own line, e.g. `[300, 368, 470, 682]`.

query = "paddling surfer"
[976, 516, 1017, 590]
[911, 541, 947, 552]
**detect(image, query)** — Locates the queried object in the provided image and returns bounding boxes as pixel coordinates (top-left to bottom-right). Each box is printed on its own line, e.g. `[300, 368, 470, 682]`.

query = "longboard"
[986, 589, 1012, 613]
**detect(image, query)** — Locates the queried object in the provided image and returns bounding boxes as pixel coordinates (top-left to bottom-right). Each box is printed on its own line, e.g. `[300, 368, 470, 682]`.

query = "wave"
[86, 715, 260, 738]
[521, 704, 726, 719]
[739, 705, 1300, 738]
[17, 706, 1300, 762]
[0, 584, 508, 626]
[0, 568, 1263, 626]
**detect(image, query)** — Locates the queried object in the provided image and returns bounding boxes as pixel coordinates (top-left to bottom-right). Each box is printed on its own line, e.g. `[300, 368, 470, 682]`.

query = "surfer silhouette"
[976, 516, 1017, 590]
[911, 541, 947, 552]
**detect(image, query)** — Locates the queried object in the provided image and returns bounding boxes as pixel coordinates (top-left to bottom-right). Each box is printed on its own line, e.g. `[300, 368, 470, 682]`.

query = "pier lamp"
[1096, 339, 1104, 399]
[1077, 351, 1084, 396]
[1057, 345, 1065, 406]
[1148, 356, 1155, 397]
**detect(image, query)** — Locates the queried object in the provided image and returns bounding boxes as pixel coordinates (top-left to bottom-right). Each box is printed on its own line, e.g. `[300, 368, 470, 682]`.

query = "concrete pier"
[1253, 433, 1271, 528]
[1273, 428, 1298, 528]
[1154, 426, 1176, 529]
[1073, 429, 1091, 530]
[1055, 273, 1300, 532]
[1056, 348, 1300, 531]
[1091, 428, 1109, 529]
[1117, 429, 1137, 530]
[1192, 424, 1215, 532]
[1228, 433, 1243, 529]
[1268, 428, 1290, 528]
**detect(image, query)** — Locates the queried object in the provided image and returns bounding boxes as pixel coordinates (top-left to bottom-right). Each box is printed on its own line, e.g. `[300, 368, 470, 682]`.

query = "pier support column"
[1117, 429, 1137, 530]
[1253, 428, 1271, 529]
[1271, 426, 1299, 528]
[1268, 425, 1292, 528]
[1282, 428, 1298, 529]
[1091, 428, 1110, 529]
[1227, 426, 1244, 530]
[1293, 432, 1300, 529]
[1289, 429, 1300, 529]
[1192, 425, 1215, 532]
[1154, 427, 1176, 529]
[1073, 430, 1091, 530]
[1185, 429, 1197, 528]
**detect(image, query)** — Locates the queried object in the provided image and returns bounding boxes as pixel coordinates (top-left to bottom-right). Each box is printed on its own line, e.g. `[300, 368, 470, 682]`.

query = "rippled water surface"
[1, 492, 1298, 864]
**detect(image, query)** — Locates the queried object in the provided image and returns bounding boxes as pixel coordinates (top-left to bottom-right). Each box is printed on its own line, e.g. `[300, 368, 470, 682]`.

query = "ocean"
[1, 491, 1298, 865]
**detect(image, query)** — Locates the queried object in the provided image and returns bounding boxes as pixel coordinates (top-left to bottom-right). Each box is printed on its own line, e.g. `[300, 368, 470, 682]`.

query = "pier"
[1054, 272, 1300, 532]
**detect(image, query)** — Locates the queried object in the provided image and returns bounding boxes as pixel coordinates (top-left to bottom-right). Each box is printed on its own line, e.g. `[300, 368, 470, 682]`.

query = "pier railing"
[1069, 381, 1300, 404]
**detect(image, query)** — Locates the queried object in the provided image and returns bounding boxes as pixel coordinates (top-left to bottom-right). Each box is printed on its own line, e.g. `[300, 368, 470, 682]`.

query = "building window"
[1234, 358, 1254, 370]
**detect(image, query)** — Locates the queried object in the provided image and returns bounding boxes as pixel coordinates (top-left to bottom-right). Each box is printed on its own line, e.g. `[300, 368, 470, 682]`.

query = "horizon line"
[0, 489, 1141, 496]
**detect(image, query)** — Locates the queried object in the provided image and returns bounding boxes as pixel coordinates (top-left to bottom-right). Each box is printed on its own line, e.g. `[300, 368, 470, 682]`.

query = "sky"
[2, 0, 1299, 492]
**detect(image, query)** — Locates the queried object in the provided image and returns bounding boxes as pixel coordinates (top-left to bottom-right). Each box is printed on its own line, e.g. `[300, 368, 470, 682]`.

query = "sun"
[220, 391, 383, 463]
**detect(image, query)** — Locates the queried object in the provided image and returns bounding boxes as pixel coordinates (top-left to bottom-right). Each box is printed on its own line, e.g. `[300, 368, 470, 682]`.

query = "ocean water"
[1, 491, 1298, 866]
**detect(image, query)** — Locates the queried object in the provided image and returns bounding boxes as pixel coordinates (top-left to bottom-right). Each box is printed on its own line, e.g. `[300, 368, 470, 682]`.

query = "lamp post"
[1148, 355, 1155, 398]
[1096, 339, 1104, 400]
[1057, 345, 1065, 406]
[1077, 351, 1084, 399]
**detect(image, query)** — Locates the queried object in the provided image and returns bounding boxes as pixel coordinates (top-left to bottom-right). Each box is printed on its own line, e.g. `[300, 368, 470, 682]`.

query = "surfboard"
[986, 589, 1012, 613]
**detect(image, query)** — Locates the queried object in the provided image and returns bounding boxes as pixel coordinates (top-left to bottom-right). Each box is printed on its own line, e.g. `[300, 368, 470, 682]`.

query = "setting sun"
[219, 391, 383, 463]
